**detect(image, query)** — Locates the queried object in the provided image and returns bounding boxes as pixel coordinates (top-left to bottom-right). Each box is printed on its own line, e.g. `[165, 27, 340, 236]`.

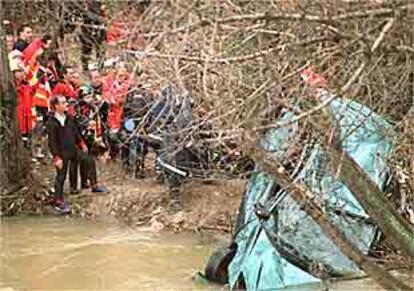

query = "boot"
[156, 172, 164, 183]
[169, 189, 182, 212]
[53, 197, 71, 215]
[134, 160, 145, 179]
[135, 170, 146, 179]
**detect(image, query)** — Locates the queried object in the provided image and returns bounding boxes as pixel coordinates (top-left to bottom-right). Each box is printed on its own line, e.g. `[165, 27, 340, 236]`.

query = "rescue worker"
[103, 62, 134, 159]
[119, 85, 152, 178]
[83, 69, 107, 127]
[77, 78, 107, 188]
[44, 51, 64, 90]
[77, 84, 105, 153]
[13, 23, 33, 52]
[106, 1, 148, 51]
[26, 50, 52, 160]
[72, 89, 108, 192]
[82, 69, 110, 149]
[22, 34, 53, 66]
[52, 65, 80, 117]
[13, 64, 34, 146]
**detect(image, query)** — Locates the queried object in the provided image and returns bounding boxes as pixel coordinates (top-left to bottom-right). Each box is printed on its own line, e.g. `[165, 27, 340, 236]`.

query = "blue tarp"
[228, 97, 394, 290]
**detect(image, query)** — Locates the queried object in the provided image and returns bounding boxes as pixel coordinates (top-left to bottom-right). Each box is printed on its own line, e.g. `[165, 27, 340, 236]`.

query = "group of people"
[5, 5, 254, 214]
[5, 21, 146, 214]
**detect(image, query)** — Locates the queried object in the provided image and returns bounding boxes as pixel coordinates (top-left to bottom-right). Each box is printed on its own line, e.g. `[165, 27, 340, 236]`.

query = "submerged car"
[204, 95, 394, 290]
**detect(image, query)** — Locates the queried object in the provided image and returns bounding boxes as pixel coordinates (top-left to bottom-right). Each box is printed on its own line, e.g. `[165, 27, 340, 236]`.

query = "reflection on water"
[0, 216, 220, 290]
[1, 217, 412, 291]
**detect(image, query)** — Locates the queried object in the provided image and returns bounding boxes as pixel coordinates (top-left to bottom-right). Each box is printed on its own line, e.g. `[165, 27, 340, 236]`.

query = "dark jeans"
[79, 152, 97, 187]
[54, 151, 98, 197]
[54, 153, 78, 198]
[32, 107, 49, 156]
[121, 136, 148, 169]
[107, 131, 120, 159]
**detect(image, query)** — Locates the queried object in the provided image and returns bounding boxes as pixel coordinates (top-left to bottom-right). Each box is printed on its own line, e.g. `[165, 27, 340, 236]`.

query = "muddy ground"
[27, 154, 246, 234]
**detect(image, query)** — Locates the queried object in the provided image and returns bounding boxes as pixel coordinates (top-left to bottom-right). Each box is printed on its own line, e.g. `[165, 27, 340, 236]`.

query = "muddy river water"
[1, 216, 412, 290]
[1, 216, 220, 290]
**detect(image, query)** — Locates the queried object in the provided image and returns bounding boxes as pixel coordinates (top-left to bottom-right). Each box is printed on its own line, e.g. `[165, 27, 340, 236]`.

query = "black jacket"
[13, 39, 29, 52]
[47, 114, 82, 159]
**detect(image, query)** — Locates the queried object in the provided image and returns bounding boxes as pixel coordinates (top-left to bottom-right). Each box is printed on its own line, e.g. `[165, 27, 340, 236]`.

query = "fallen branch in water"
[195, 224, 231, 233]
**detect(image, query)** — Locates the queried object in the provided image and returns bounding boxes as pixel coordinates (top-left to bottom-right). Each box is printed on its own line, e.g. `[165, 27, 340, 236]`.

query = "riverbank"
[13, 155, 246, 234]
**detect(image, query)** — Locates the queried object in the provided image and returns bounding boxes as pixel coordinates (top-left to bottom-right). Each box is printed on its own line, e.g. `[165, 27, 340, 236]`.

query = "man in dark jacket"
[48, 96, 108, 214]
[47, 95, 87, 213]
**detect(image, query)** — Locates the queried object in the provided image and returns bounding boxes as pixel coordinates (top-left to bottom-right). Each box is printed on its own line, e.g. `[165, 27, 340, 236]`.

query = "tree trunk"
[327, 145, 414, 258]
[0, 2, 28, 191]
[256, 152, 412, 291]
